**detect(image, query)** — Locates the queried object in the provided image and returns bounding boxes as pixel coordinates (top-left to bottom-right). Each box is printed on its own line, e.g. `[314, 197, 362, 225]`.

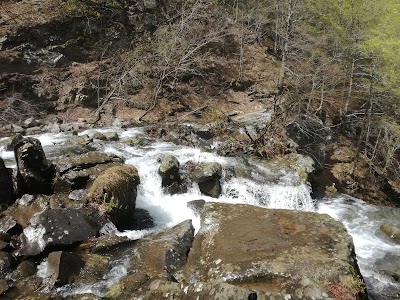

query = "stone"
[18, 208, 105, 256]
[128, 220, 195, 279]
[0, 157, 14, 207]
[23, 117, 38, 128]
[52, 151, 123, 192]
[380, 223, 400, 242]
[0, 215, 20, 235]
[0, 251, 12, 271]
[192, 162, 222, 198]
[104, 132, 119, 141]
[93, 132, 107, 140]
[187, 199, 206, 216]
[73, 253, 110, 285]
[0, 279, 9, 295]
[132, 279, 292, 300]
[14, 137, 55, 195]
[48, 251, 82, 287]
[194, 128, 214, 140]
[18, 194, 35, 206]
[12, 260, 37, 280]
[12, 124, 25, 134]
[87, 164, 140, 229]
[105, 272, 149, 299]
[183, 202, 365, 298]
[158, 155, 180, 187]
[6, 133, 24, 151]
[68, 189, 87, 201]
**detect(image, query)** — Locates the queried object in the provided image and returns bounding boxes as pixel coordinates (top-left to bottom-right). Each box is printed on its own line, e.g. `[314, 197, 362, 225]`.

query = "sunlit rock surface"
[184, 202, 366, 299]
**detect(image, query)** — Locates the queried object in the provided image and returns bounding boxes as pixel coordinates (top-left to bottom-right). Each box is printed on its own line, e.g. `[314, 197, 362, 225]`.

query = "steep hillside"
[1, 0, 399, 206]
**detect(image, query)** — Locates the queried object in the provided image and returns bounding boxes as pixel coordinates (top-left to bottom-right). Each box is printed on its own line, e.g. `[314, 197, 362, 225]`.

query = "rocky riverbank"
[0, 123, 370, 299]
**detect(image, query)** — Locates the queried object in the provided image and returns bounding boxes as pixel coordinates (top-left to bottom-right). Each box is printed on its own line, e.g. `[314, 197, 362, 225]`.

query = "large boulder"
[14, 137, 55, 195]
[192, 162, 222, 198]
[18, 208, 105, 256]
[52, 151, 123, 192]
[0, 158, 14, 207]
[127, 220, 195, 279]
[183, 202, 366, 299]
[87, 164, 140, 229]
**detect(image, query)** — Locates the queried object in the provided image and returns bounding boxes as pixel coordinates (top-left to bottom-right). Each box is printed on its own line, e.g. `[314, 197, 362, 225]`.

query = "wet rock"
[194, 128, 214, 140]
[23, 118, 39, 128]
[93, 132, 107, 140]
[87, 164, 140, 229]
[12, 260, 37, 280]
[14, 137, 55, 195]
[0, 279, 9, 295]
[104, 132, 119, 141]
[66, 294, 101, 300]
[87, 234, 131, 254]
[0, 251, 12, 271]
[68, 189, 87, 201]
[0, 157, 14, 207]
[4, 133, 24, 151]
[380, 224, 400, 242]
[132, 279, 291, 300]
[12, 124, 25, 134]
[17, 194, 35, 206]
[48, 251, 82, 287]
[184, 202, 365, 298]
[0, 215, 20, 235]
[52, 151, 123, 192]
[73, 253, 110, 285]
[187, 199, 206, 216]
[105, 272, 149, 299]
[128, 220, 195, 279]
[18, 208, 105, 256]
[192, 162, 222, 198]
[158, 155, 180, 187]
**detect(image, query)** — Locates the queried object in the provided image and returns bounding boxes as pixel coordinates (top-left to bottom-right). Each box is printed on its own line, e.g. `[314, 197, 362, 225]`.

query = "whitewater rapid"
[1, 127, 399, 298]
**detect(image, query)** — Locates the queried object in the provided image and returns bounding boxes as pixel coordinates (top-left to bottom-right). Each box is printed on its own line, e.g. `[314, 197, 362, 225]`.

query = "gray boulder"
[192, 162, 222, 198]
[18, 208, 106, 256]
[14, 137, 55, 195]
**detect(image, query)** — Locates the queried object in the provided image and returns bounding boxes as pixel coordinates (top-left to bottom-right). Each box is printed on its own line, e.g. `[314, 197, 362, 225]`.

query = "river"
[1, 125, 399, 299]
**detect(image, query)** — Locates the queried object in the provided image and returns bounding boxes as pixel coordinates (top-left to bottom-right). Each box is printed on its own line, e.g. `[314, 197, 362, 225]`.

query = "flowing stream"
[1, 126, 399, 299]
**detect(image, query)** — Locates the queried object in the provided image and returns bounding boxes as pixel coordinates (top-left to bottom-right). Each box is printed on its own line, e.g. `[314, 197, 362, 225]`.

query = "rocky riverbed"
[0, 120, 398, 299]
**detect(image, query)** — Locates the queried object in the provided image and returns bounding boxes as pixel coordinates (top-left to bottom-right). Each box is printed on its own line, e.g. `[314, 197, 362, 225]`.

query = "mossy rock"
[87, 164, 140, 229]
[380, 224, 400, 242]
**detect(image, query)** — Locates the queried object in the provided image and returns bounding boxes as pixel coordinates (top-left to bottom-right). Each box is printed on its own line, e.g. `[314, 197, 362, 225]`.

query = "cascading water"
[1, 126, 399, 298]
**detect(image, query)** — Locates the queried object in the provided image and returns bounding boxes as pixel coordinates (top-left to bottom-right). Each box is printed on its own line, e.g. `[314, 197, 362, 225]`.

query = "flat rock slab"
[184, 202, 365, 298]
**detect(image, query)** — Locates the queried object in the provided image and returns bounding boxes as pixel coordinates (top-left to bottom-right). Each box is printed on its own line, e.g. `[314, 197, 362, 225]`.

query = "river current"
[1, 126, 399, 299]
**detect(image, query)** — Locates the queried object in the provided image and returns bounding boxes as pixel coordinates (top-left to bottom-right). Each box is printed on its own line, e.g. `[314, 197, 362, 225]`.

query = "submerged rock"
[184, 202, 366, 299]
[87, 164, 140, 229]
